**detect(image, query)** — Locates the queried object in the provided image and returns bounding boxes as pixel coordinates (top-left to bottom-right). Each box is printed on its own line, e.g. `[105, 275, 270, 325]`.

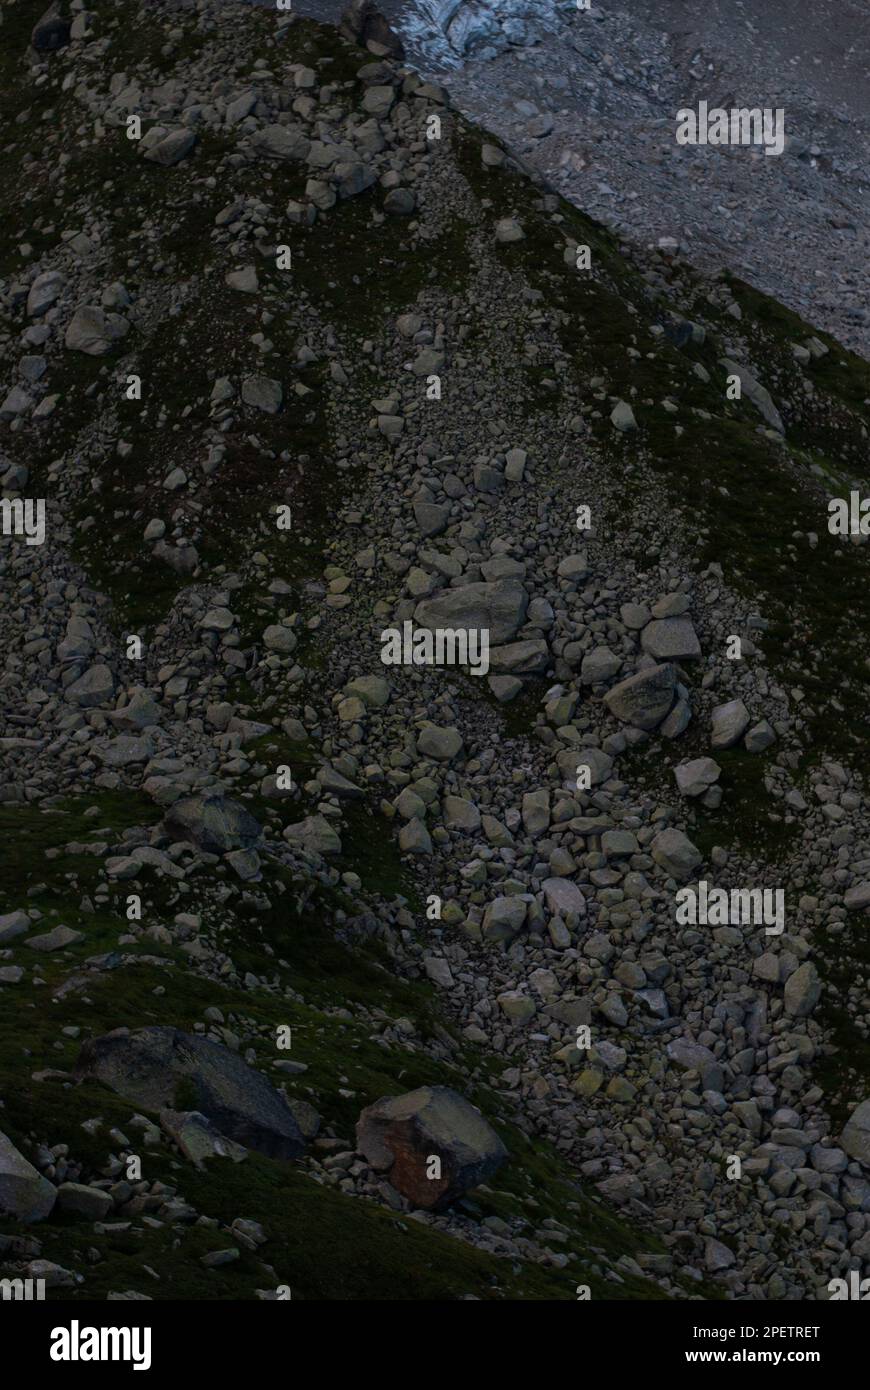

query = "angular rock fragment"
[603, 663, 677, 731]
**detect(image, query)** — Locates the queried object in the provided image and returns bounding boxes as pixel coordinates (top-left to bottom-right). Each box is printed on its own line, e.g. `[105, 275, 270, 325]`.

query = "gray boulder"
[651, 828, 703, 880]
[143, 129, 196, 167]
[75, 1027, 308, 1160]
[163, 794, 262, 854]
[31, 3, 70, 52]
[674, 757, 721, 798]
[641, 617, 701, 661]
[603, 663, 677, 731]
[414, 579, 528, 647]
[64, 305, 129, 355]
[784, 961, 821, 1017]
[482, 895, 527, 943]
[355, 1086, 507, 1210]
[0, 1130, 56, 1222]
[720, 359, 784, 432]
[66, 663, 115, 708]
[711, 699, 752, 749]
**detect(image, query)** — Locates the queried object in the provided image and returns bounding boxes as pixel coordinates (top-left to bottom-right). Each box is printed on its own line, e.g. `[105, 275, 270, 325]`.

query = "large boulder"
[0, 1130, 56, 1222]
[75, 1028, 307, 1160]
[356, 1086, 507, 1210]
[414, 578, 528, 647]
[163, 794, 262, 854]
[603, 663, 677, 730]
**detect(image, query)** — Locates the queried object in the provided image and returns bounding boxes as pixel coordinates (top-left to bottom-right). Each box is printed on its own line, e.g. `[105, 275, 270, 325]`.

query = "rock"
[75, 1028, 308, 1160]
[31, 3, 70, 52]
[262, 624, 297, 654]
[845, 882, 870, 912]
[27, 270, 65, 316]
[580, 647, 621, 684]
[0, 387, 32, 420]
[25, 925, 84, 951]
[153, 540, 199, 575]
[252, 124, 311, 162]
[241, 375, 282, 413]
[784, 961, 821, 1017]
[66, 662, 116, 708]
[417, 726, 463, 762]
[412, 500, 448, 535]
[488, 639, 548, 674]
[226, 266, 259, 294]
[745, 720, 776, 753]
[674, 758, 721, 798]
[541, 878, 586, 920]
[603, 663, 677, 730]
[705, 1237, 735, 1271]
[720, 359, 784, 432]
[64, 306, 129, 355]
[651, 828, 703, 881]
[711, 699, 752, 749]
[398, 818, 432, 854]
[667, 1039, 723, 1091]
[414, 579, 529, 647]
[283, 815, 342, 856]
[482, 895, 527, 943]
[0, 911, 29, 944]
[641, 617, 701, 661]
[495, 218, 524, 243]
[143, 129, 196, 167]
[159, 1110, 248, 1168]
[841, 1101, 870, 1166]
[355, 1086, 507, 1210]
[610, 400, 637, 432]
[163, 794, 262, 854]
[56, 1182, 114, 1220]
[442, 795, 480, 832]
[556, 552, 588, 581]
[361, 86, 395, 118]
[335, 162, 377, 198]
[384, 187, 415, 216]
[423, 956, 454, 989]
[344, 675, 389, 708]
[0, 1130, 56, 1222]
[497, 991, 536, 1023]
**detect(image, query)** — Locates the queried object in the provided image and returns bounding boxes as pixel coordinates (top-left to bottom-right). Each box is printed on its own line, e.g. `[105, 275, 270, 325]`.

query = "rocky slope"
[0, 0, 869, 1302]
